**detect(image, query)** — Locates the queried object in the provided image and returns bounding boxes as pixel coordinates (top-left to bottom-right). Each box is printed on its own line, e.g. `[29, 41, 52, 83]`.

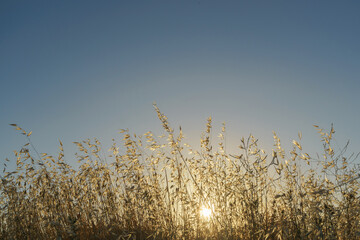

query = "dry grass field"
[1, 105, 360, 239]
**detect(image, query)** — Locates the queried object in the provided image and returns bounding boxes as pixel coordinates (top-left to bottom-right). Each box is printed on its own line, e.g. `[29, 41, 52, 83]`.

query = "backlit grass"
[1, 104, 359, 239]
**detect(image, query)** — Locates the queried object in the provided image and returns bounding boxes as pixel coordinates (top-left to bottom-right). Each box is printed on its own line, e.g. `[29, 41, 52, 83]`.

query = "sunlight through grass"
[200, 206, 212, 220]
[1, 106, 360, 239]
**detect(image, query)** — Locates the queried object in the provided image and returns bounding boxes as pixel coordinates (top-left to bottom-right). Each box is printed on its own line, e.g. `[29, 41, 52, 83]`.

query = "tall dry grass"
[1, 104, 360, 239]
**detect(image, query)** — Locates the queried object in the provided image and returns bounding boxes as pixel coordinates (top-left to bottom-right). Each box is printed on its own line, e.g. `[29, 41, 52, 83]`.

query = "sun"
[200, 206, 212, 219]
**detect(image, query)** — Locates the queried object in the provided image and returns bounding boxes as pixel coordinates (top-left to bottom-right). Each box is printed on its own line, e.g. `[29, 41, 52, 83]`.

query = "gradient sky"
[1, 1, 360, 169]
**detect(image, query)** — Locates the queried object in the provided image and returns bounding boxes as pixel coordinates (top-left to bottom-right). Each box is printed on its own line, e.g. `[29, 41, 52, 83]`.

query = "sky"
[1, 0, 360, 170]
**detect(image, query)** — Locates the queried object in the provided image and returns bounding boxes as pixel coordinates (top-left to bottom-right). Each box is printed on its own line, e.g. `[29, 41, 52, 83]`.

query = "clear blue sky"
[1, 1, 360, 169]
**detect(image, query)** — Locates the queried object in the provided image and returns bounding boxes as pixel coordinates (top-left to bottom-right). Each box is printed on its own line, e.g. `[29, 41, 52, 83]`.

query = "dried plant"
[1, 105, 359, 239]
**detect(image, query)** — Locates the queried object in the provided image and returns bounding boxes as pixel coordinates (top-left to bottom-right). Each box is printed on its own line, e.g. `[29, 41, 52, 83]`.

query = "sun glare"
[200, 206, 212, 219]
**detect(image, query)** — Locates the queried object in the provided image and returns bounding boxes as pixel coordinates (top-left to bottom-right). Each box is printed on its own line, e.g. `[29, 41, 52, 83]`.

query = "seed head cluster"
[1, 106, 359, 239]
